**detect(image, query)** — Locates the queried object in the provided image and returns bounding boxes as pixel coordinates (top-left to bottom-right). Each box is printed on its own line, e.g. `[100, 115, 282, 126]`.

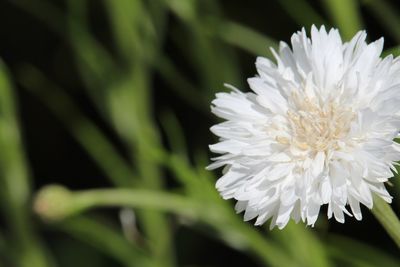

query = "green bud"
[33, 185, 74, 222]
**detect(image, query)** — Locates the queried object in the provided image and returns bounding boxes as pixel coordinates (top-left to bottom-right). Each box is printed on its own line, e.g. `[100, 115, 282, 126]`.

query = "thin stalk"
[34, 185, 297, 267]
[371, 196, 400, 249]
[277, 0, 326, 28]
[326, 234, 400, 267]
[0, 62, 52, 267]
[104, 1, 175, 266]
[217, 20, 278, 58]
[362, 0, 400, 44]
[323, 0, 363, 40]
[56, 216, 151, 267]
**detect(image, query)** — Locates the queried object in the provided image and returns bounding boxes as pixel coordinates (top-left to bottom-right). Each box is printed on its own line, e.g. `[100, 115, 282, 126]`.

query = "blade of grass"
[362, 0, 400, 44]
[277, 0, 326, 28]
[16, 62, 157, 267]
[323, 0, 363, 40]
[166, 0, 243, 97]
[34, 185, 297, 267]
[103, 0, 150, 63]
[16, 65, 135, 187]
[216, 20, 278, 58]
[155, 56, 208, 112]
[271, 222, 332, 267]
[160, 110, 188, 160]
[8, 0, 119, 114]
[383, 46, 400, 58]
[371, 196, 400, 249]
[66, 0, 121, 113]
[161, 154, 297, 267]
[103, 2, 175, 267]
[8, 0, 117, 86]
[56, 216, 152, 267]
[0, 62, 52, 267]
[327, 234, 400, 267]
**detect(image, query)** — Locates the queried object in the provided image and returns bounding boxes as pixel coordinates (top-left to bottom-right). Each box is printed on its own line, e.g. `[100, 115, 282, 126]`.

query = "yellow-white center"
[277, 94, 354, 152]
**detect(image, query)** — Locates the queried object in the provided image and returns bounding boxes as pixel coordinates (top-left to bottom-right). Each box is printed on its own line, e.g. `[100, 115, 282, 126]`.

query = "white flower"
[208, 25, 400, 229]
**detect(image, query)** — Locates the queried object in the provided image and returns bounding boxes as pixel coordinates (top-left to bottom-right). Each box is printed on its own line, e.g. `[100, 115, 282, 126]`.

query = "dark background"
[0, 0, 400, 266]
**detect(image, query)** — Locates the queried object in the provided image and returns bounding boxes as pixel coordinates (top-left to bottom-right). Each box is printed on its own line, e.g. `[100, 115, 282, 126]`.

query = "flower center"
[282, 94, 354, 152]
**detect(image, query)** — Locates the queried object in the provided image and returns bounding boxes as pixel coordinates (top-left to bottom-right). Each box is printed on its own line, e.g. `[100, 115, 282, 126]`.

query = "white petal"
[248, 77, 288, 114]
[208, 25, 400, 229]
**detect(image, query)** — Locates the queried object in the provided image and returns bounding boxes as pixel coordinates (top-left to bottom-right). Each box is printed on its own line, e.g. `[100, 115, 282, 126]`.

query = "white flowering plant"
[209, 26, 400, 230]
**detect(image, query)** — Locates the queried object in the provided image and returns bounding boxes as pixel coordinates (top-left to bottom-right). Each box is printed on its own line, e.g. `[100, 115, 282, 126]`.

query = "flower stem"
[33, 185, 203, 222]
[34, 185, 297, 267]
[371, 196, 400, 249]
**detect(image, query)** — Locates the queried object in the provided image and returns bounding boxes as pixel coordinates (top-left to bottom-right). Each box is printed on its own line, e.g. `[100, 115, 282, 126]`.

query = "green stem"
[362, 0, 400, 44]
[323, 0, 363, 40]
[34, 185, 201, 222]
[0, 61, 52, 267]
[102, 1, 175, 266]
[34, 185, 296, 267]
[56, 216, 151, 267]
[216, 20, 278, 58]
[277, 0, 326, 28]
[371, 196, 400, 249]
[75, 189, 201, 218]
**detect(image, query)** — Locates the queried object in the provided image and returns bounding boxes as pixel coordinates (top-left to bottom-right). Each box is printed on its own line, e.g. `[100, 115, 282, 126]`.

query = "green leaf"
[371, 196, 400, 249]
[271, 222, 332, 267]
[277, 0, 326, 28]
[216, 20, 278, 58]
[323, 0, 363, 40]
[34, 185, 297, 267]
[362, 0, 400, 44]
[56, 216, 152, 267]
[0, 61, 52, 267]
[327, 234, 400, 267]
[383, 46, 400, 58]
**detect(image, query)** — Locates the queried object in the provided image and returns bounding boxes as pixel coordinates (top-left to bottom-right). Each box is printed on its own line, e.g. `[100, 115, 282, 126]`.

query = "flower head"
[208, 25, 400, 229]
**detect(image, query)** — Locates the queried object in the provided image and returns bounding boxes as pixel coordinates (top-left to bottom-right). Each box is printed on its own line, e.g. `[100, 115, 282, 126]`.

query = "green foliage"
[0, 0, 400, 266]
[0, 61, 53, 267]
[323, 0, 363, 40]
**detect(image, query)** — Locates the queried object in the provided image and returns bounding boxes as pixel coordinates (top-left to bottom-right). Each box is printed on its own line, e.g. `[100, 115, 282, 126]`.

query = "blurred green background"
[0, 0, 400, 266]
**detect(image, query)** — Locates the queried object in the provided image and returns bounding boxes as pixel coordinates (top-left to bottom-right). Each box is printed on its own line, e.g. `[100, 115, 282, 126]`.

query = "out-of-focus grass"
[57, 216, 151, 267]
[323, 0, 363, 40]
[1, 0, 400, 267]
[0, 62, 53, 267]
[277, 0, 326, 28]
[362, 0, 400, 43]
